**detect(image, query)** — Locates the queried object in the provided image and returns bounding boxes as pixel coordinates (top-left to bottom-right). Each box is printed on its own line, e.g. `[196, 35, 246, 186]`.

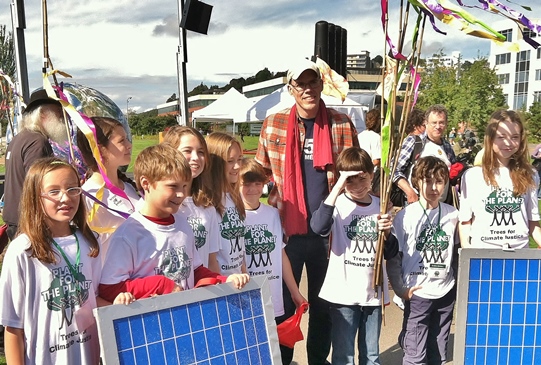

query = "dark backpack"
[372, 135, 423, 207]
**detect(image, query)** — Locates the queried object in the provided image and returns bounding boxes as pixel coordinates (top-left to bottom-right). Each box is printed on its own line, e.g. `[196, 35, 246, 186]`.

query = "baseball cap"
[286, 59, 321, 84]
[23, 89, 61, 114]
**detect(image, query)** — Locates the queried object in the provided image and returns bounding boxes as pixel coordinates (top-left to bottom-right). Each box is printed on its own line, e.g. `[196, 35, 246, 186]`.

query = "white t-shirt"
[392, 201, 458, 300]
[244, 203, 286, 317]
[459, 166, 540, 249]
[100, 211, 203, 290]
[420, 139, 451, 168]
[176, 197, 220, 268]
[82, 179, 141, 261]
[319, 195, 390, 306]
[216, 193, 246, 275]
[415, 139, 452, 202]
[357, 130, 381, 160]
[0, 232, 101, 365]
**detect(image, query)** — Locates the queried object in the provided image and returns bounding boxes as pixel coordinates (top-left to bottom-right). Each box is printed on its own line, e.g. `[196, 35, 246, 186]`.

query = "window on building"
[495, 53, 511, 65]
[534, 91, 541, 103]
[538, 48, 541, 59]
[523, 28, 537, 39]
[516, 71, 528, 83]
[500, 29, 512, 42]
[498, 73, 510, 84]
[513, 94, 528, 110]
[536, 69, 541, 81]
[513, 51, 530, 110]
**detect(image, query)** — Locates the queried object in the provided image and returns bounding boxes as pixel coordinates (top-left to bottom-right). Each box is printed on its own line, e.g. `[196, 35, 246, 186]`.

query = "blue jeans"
[282, 234, 331, 365]
[330, 304, 382, 365]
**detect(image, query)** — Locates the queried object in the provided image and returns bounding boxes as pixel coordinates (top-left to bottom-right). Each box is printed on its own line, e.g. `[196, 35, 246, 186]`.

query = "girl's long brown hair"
[481, 109, 535, 196]
[76, 116, 138, 192]
[19, 157, 99, 264]
[206, 132, 246, 219]
[162, 126, 212, 207]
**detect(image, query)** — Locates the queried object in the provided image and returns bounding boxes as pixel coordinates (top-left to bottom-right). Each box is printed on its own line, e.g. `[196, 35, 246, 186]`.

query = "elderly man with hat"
[256, 58, 358, 365]
[2, 89, 67, 243]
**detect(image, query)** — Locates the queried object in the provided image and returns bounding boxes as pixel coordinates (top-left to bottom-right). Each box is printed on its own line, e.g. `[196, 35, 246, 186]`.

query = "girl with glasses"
[0, 157, 124, 364]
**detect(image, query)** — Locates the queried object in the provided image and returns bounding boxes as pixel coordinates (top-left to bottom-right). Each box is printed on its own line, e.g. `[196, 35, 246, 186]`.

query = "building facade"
[490, 20, 541, 110]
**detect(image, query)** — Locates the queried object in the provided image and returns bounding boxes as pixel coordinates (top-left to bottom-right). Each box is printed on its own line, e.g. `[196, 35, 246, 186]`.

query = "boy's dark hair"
[411, 156, 449, 191]
[405, 107, 425, 135]
[336, 147, 374, 175]
[364, 108, 381, 133]
[240, 158, 268, 184]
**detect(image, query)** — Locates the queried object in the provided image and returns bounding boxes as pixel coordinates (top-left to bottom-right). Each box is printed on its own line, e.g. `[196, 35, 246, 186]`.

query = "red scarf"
[282, 99, 333, 236]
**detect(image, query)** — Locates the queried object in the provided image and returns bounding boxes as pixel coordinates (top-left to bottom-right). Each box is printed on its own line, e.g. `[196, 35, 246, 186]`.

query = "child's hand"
[172, 284, 183, 293]
[291, 291, 308, 311]
[336, 170, 364, 189]
[403, 285, 422, 300]
[226, 273, 250, 289]
[377, 213, 393, 237]
[113, 292, 136, 305]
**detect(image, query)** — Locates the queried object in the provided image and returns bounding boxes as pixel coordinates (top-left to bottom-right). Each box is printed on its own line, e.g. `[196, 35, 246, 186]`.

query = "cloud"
[2, 0, 539, 115]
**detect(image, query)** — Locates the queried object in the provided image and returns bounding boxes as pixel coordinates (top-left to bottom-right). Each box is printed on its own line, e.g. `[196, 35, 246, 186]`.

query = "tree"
[417, 52, 506, 139]
[526, 101, 541, 141]
[0, 25, 15, 78]
[166, 93, 177, 103]
[0, 24, 15, 129]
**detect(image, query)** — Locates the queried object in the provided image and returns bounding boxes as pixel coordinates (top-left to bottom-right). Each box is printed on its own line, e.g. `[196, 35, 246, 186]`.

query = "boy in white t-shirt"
[239, 159, 307, 364]
[98, 144, 249, 302]
[311, 147, 393, 365]
[387, 156, 459, 365]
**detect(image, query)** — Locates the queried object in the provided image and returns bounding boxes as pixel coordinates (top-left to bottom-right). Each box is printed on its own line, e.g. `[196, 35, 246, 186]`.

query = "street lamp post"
[126, 96, 132, 125]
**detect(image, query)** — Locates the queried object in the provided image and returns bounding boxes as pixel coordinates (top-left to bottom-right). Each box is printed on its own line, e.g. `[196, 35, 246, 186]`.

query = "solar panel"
[454, 248, 541, 365]
[94, 276, 281, 365]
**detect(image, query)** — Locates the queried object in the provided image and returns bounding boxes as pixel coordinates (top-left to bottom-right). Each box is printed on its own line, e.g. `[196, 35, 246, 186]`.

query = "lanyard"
[51, 233, 81, 280]
[419, 200, 441, 229]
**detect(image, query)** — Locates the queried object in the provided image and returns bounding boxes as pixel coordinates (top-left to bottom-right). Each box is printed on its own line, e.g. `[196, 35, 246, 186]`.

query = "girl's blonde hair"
[162, 126, 212, 207]
[19, 157, 99, 264]
[481, 109, 535, 195]
[206, 132, 245, 219]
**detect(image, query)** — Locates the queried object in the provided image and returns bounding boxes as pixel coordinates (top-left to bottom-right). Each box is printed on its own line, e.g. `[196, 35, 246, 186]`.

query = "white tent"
[243, 85, 366, 132]
[192, 88, 254, 124]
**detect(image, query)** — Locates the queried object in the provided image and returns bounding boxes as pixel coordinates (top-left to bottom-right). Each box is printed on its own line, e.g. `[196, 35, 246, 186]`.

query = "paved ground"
[290, 271, 456, 364]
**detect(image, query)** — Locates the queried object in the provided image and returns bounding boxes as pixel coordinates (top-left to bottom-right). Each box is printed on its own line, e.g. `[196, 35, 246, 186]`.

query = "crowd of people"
[0, 58, 540, 365]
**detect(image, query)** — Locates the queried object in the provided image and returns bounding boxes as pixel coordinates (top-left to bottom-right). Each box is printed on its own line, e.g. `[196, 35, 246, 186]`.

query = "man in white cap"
[3, 89, 67, 242]
[256, 58, 358, 365]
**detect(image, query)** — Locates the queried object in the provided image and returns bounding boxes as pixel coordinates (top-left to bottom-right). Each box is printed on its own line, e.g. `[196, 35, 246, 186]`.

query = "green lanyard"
[419, 200, 441, 229]
[51, 233, 81, 280]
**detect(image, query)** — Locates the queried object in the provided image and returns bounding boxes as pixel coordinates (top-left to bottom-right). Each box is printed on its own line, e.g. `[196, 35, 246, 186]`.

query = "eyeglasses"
[41, 187, 83, 200]
[290, 79, 321, 92]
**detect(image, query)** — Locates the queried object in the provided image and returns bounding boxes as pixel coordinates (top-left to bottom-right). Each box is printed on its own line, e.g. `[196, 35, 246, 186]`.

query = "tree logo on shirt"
[244, 224, 276, 268]
[158, 246, 192, 284]
[187, 217, 207, 249]
[219, 207, 245, 254]
[41, 264, 92, 329]
[484, 188, 523, 226]
[344, 215, 378, 254]
[416, 223, 449, 263]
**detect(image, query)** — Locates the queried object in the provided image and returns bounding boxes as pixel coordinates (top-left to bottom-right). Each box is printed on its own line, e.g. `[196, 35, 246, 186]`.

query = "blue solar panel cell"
[95, 277, 280, 365]
[115, 318, 132, 350]
[468, 281, 479, 302]
[491, 259, 503, 280]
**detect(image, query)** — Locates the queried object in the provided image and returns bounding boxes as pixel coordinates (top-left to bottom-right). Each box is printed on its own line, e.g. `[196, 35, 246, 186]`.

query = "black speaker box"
[180, 0, 213, 35]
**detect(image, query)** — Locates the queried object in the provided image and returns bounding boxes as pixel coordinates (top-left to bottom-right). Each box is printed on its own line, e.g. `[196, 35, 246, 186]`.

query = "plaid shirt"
[255, 107, 359, 215]
[393, 134, 456, 182]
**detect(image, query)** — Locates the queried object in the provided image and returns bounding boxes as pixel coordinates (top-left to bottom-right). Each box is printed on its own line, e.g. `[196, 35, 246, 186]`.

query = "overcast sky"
[1, 0, 539, 113]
